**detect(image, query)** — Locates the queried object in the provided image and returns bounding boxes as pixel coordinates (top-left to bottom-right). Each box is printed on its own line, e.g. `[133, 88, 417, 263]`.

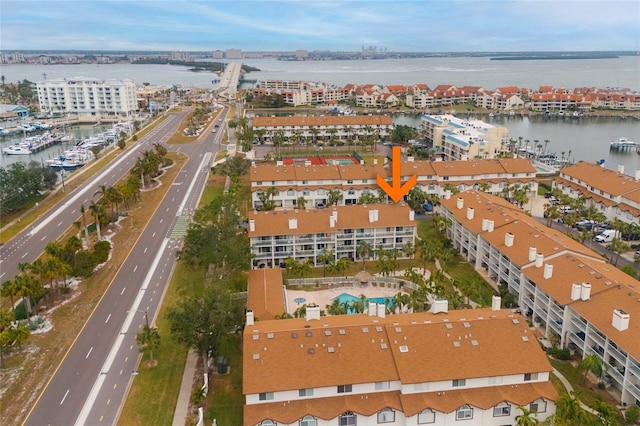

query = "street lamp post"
[129, 309, 149, 328]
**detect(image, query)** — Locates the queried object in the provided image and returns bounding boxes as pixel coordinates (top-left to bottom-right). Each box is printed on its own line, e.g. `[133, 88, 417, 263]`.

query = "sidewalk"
[172, 349, 199, 426]
[551, 367, 598, 415]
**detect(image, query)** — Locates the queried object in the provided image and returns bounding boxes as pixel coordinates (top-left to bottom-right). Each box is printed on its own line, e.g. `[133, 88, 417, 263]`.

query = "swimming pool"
[332, 293, 394, 313]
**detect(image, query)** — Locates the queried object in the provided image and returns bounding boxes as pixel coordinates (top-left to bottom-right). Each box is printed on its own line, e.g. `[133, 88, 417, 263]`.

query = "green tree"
[136, 324, 161, 366]
[515, 406, 539, 426]
[607, 237, 630, 267]
[296, 196, 308, 210]
[555, 392, 589, 425]
[356, 241, 372, 270]
[167, 283, 242, 376]
[327, 189, 343, 207]
[578, 353, 607, 385]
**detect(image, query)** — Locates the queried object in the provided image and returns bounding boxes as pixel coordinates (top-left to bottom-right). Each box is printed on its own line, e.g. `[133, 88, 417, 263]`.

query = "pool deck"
[285, 282, 403, 314]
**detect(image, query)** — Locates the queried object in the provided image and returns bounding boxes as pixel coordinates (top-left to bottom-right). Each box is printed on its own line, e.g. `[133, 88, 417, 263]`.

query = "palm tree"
[556, 391, 589, 425]
[296, 196, 308, 210]
[14, 274, 43, 317]
[327, 189, 343, 207]
[317, 248, 334, 277]
[578, 353, 607, 385]
[136, 325, 160, 366]
[515, 406, 539, 425]
[88, 200, 104, 240]
[543, 204, 560, 228]
[80, 204, 90, 244]
[1, 280, 19, 313]
[607, 237, 630, 266]
[356, 241, 372, 270]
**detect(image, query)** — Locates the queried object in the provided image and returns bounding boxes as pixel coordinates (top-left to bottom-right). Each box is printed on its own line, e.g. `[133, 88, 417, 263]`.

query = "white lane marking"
[86, 347, 93, 359]
[21, 252, 29, 258]
[133, 265, 138, 272]
[41, 236, 47, 241]
[75, 238, 170, 426]
[120, 287, 126, 295]
[57, 221, 63, 226]
[60, 389, 70, 405]
[144, 247, 148, 253]
[152, 232, 156, 238]
[0, 273, 4, 279]
[105, 314, 111, 323]
[159, 219, 163, 224]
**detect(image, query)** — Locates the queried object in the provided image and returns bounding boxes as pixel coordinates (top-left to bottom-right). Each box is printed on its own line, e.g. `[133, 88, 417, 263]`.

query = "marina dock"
[609, 137, 638, 152]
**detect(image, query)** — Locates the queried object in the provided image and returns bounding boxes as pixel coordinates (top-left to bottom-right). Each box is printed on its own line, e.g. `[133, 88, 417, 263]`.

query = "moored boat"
[2, 144, 32, 155]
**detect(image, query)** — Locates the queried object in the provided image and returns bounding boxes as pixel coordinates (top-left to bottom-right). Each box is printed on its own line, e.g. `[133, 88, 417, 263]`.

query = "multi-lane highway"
[216, 62, 242, 99]
[0, 113, 185, 283]
[21, 105, 228, 425]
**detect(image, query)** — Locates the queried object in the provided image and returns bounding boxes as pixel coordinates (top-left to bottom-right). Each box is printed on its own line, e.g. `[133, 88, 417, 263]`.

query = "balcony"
[253, 252, 272, 259]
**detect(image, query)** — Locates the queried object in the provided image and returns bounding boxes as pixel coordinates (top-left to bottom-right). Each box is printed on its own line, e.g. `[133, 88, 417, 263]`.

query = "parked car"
[544, 192, 553, 199]
[575, 220, 596, 231]
[594, 230, 621, 243]
[549, 196, 561, 205]
[559, 206, 575, 214]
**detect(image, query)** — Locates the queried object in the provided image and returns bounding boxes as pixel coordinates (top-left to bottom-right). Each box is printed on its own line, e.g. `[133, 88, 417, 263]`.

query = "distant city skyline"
[1, 1, 639, 52]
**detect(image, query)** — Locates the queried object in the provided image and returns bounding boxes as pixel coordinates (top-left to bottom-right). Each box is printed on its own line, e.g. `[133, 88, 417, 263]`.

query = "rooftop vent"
[612, 308, 630, 331]
[467, 207, 474, 220]
[571, 283, 581, 301]
[505, 232, 514, 247]
[399, 345, 409, 353]
[456, 197, 464, 209]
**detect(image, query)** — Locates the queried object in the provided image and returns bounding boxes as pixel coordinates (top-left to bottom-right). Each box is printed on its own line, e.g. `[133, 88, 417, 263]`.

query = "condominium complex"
[251, 115, 393, 144]
[244, 294, 558, 425]
[36, 77, 138, 117]
[441, 190, 640, 407]
[421, 115, 509, 161]
[554, 161, 640, 225]
[250, 158, 537, 211]
[247, 204, 416, 269]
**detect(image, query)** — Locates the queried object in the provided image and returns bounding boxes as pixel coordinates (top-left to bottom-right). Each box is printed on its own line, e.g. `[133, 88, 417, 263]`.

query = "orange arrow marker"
[377, 146, 417, 203]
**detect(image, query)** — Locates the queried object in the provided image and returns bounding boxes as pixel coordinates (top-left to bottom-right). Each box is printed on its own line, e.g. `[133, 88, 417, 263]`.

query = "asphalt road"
[0, 113, 185, 283]
[22, 106, 228, 426]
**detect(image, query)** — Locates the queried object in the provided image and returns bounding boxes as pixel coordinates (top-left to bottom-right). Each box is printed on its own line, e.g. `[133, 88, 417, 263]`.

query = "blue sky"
[2, 0, 639, 52]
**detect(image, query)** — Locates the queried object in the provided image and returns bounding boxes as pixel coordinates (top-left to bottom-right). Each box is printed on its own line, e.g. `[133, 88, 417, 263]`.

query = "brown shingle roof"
[248, 204, 415, 237]
[243, 309, 552, 394]
[247, 269, 286, 321]
[251, 115, 393, 127]
[559, 162, 640, 197]
[401, 382, 558, 416]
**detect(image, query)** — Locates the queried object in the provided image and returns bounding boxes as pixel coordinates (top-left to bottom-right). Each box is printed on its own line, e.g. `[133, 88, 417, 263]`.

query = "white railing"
[286, 275, 418, 291]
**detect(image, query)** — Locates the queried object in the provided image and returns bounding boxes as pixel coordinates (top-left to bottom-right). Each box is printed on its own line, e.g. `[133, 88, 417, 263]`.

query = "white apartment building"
[250, 158, 538, 211]
[441, 190, 640, 407]
[37, 77, 138, 117]
[244, 305, 558, 425]
[554, 162, 640, 226]
[247, 204, 416, 269]
[251, 115, 393, 144]
[421, 115, 509, 161]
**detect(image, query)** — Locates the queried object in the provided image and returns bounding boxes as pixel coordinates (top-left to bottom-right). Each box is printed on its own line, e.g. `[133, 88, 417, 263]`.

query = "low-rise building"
[250, 158, 538, 211]
[244, 303, 558, 425]
[251, 115, 393, 145]
[554, 161, 640, 226]
[440, 190, 640, 406]
[247, 204, 416, 269]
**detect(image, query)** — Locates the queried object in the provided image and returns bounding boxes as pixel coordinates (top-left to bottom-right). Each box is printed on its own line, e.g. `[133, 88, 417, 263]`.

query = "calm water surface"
[2, 56, 639, 172]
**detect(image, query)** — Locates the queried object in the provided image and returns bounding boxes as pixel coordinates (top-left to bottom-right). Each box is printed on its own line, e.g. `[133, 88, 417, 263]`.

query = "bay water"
[2, 56, 639, 172]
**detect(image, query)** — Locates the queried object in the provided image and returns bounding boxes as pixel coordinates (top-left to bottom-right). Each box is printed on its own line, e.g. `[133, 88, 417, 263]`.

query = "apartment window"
[417, 409, 436, 424]
[452, 379, 466, 387]
[348, 189, 356, 195]
[374, 381, 390, 390]
[257, 181, 263, 186]
[377, 407, 395, 423]
[317, 189, 325, 195]
[339, 411, 357, 426]
[362, 179, 368, 183]
[298, 388, 313, 397]
[303, 190, 310, 196]
[488, 376, 503, 385]
[299, 415, 316, 426]
[456, 405, 473, 421]
[524, 373, 538, 381]
[530, 399, 547, 413]
[493, 402, 511, 417]
[302, 180, 308, 185]
[259, 392, 274, 401]
[259, 420, 276, 426]
[337, 384, 352, 393]
[347, 180, 354, 184]
[287, 189, 295, 196]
